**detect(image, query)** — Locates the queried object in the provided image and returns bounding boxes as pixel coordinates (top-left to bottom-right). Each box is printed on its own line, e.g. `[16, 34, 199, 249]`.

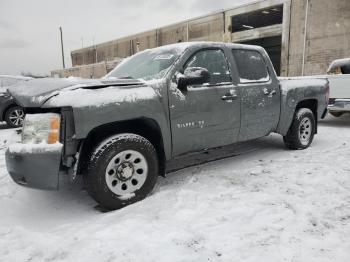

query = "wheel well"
[2, 104, 17, 120]
[295, 99, 318, 133]
[76, 118, 166, 177]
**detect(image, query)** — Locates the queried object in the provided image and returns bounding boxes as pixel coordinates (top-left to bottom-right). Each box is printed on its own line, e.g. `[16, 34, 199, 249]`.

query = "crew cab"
[5, 42, 329, 210]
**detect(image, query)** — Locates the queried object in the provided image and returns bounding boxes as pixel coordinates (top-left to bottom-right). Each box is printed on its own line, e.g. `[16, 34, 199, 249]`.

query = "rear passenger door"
[231, 49, 280, 141]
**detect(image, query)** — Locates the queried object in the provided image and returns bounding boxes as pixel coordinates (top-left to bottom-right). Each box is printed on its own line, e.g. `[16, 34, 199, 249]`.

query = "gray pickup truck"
[5, 42, 329, 210]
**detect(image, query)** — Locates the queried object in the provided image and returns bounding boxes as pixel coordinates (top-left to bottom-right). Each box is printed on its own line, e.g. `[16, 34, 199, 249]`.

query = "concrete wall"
[61, 0, 350, 78]
[288, 0, 350, 76]
[51, 59, 121, 78]
[71, 30, 159, 66]
[70, 13, 226, 67]
[188, 13, 224, 42]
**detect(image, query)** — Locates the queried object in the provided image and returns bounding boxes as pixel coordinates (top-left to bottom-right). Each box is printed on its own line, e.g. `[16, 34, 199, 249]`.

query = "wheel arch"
[2, 103, 17, 121]
[295, 99, 318, 133]
[76, 117, 166, 177]
[277, 98, 319, 136]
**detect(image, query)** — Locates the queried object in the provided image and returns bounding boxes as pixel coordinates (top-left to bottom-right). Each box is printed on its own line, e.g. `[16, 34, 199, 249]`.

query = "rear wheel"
[283, 108, 315, 150]
[5, 106, 25, 128]
[85, 133, 159, 210]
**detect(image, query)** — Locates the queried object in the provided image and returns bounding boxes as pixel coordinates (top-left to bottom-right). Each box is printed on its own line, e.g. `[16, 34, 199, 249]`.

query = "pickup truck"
[326, 58, 350, 117]
[5, 42, 329, 210]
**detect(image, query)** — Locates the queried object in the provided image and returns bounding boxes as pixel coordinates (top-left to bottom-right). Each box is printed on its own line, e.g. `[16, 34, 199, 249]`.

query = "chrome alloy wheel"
[299, 117, 312, 146]
[9, 108, 25, 127]
[105, 150, 148, 195]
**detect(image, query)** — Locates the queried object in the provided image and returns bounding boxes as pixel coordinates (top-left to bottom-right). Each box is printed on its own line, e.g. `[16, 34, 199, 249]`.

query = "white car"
[326, 58, 350, 117]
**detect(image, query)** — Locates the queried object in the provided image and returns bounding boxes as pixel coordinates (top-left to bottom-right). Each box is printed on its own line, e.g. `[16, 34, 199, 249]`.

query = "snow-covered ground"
[0, 115, 349, 262]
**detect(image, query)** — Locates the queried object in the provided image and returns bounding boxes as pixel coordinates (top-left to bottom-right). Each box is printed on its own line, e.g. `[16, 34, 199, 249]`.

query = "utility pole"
[59, 27, 65, 69]
[301, 0, 309, 76]
[93, 37, 97, 63]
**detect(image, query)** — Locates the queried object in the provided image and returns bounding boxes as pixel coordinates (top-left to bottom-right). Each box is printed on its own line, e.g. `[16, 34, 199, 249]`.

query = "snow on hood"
[44, 85, 157, 108]
[7, 77, 148, 108]
[8, 78, 94, 107]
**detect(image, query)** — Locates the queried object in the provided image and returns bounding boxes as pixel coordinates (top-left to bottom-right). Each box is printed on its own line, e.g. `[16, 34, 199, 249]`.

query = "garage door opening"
[238, 36, 282, 76]
[231, 5, 283, 33]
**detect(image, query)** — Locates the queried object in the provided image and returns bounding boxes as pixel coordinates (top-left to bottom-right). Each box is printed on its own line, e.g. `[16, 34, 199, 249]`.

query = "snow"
[8, 77, 95, 100]
[334, 99, 350, 102]
[0, 115, 350, 261]
[240, 76, 270, 83]
[8, 142, 63, 154]
[170, 76, 186, 101]
[0, 75, 33, 92]
[278, 77, 328, 96]
[45, 85, 157, 108]
[184, 67, 206, 78]
[0, 75, 33, 80]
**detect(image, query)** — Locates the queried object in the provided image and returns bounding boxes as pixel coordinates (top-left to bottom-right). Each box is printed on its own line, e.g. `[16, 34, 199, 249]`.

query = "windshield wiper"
[109, 76, 134, 80]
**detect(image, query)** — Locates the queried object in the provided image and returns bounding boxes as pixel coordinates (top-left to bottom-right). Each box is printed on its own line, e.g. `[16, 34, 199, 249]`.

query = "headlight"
[22, 113, 61, 144]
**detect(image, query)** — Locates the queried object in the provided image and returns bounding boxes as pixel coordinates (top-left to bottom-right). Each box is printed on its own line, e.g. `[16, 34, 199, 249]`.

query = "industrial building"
[51, 0, 350, 78]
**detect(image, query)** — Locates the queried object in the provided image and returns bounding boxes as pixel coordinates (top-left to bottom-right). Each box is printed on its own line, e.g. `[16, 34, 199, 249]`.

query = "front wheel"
[283, 108, 316, 150]
[85, 133, 159, 210]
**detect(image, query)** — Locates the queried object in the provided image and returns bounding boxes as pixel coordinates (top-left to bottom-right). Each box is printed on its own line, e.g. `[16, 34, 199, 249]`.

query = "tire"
[5, 106, 25, 128]
[329, 112, 343, 118]
[85, 133, 159, 210]
[283, 108, 316, 150]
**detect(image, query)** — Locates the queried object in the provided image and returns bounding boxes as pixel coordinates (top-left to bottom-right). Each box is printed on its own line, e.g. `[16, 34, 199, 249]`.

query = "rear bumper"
[328, 99, 350, 112]
[5, 143, 63, 190]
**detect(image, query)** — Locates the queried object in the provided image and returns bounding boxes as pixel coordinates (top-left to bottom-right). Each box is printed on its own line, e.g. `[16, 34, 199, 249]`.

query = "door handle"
[270, 90, 277, 96]
[263, 88, 271, 95]
[263, 88, 277, 96]
[222, 89, 238, 101]
[222, 94, 238, 101]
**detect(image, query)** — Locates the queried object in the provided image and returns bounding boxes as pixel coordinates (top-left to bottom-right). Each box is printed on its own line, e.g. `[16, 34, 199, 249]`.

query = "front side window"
[232, 49, 269, 83]
[184, 49, 231, 85]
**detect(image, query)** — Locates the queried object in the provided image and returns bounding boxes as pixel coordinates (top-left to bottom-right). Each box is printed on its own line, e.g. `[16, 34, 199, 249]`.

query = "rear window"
[341, 65, 350, 74]
[232, 49, 269, 83]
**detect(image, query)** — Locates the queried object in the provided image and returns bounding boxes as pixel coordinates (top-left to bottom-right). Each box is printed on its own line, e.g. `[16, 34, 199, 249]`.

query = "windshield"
[106, 48, 180, 81]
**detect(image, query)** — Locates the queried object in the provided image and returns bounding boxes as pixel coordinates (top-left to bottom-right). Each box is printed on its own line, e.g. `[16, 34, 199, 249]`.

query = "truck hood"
[8, 77, 147, 107]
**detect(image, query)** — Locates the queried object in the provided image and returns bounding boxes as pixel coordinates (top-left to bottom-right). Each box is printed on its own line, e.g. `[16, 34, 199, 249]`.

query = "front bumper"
[328, 99, 350, 112]
[5, 143, 63, 190]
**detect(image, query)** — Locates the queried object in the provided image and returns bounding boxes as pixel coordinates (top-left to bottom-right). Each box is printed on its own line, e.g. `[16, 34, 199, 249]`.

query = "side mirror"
[176, 67, 210, 91]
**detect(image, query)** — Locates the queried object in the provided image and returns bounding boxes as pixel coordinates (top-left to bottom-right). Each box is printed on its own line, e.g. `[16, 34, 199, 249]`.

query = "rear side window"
[232, 49, 269, 83]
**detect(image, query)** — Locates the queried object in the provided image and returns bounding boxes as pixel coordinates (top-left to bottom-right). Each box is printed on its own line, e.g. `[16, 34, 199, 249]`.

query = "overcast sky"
[0, 0, 254, 76]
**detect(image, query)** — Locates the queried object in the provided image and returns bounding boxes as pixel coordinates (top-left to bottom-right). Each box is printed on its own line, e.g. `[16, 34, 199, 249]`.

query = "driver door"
[169, 48, 241, 156]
